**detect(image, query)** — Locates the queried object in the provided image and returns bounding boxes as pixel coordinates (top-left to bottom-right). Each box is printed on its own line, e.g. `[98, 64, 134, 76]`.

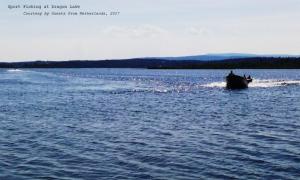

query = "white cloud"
[103, 25, 168, 38]
[186, 26, 210, 37]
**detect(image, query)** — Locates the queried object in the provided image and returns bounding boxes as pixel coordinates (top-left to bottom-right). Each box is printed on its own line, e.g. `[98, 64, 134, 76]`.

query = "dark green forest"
[0, 57, 299, 69]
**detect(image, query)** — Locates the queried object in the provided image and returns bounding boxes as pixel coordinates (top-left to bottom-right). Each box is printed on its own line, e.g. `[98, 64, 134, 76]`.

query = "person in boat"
[226, 71, 252, 89]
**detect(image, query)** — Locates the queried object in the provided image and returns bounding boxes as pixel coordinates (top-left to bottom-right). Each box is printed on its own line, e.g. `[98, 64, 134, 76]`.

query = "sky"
[1, 0, 300, 61]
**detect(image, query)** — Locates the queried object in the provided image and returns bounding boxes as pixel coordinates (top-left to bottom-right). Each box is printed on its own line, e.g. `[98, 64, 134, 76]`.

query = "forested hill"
[0, 57, 300, 69]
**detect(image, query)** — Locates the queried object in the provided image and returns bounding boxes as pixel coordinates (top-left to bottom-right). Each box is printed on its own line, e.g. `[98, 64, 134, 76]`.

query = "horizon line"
[1, 52, 300, 63]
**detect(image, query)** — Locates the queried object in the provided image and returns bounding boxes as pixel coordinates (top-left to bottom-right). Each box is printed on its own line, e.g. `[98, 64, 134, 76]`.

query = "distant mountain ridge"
[155, 53, 300, 61]
[2, 53, 300, 63]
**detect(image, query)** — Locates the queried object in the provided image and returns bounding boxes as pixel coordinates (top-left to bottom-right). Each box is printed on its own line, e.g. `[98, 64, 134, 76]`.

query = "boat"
[226, 71, 252, 89]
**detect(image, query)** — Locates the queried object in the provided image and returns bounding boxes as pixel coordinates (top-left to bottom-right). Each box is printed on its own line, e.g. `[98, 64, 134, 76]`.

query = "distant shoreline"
[1, 57, 300, 69]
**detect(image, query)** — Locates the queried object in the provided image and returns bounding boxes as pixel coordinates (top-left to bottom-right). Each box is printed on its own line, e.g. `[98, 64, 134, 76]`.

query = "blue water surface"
[0, 69, 300, 179]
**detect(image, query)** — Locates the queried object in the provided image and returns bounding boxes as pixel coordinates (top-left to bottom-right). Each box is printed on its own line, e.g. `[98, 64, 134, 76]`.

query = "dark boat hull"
[226, 75, 252, 89]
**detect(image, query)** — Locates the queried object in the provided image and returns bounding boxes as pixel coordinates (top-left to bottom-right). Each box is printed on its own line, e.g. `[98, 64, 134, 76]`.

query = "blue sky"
[1, 0, 300, 61]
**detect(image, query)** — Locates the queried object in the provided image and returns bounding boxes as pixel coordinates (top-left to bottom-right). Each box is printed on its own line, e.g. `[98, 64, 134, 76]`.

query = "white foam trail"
[7, 69, 23, 72]
[201, 82, 226, 88]
[250, 79, 300, 88]
[202, 79, 300, 88]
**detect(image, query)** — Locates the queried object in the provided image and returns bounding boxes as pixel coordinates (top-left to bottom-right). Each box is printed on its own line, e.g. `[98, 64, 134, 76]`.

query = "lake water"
[0, 69, 300, 179]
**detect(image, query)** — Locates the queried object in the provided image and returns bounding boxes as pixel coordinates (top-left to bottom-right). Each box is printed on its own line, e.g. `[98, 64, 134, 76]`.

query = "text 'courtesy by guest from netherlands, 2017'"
[7, 4, 120, 17]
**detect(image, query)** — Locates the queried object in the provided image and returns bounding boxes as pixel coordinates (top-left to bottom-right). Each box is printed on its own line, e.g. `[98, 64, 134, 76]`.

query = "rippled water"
[0, 69, 300, 179]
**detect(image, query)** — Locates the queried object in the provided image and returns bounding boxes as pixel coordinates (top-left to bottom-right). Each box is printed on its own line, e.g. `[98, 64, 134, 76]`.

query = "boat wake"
[7, 69, 23, 72]
[202, 79, 300, 88]
[250, 79, 300, 87]
[201, 82, 226, 88]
